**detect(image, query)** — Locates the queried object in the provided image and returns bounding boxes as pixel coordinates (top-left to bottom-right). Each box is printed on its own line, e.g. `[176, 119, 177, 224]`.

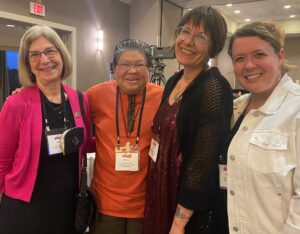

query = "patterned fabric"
[127, 95, 136, 133]
[143, 100, 182, 234]
[143, 67, 233, 234]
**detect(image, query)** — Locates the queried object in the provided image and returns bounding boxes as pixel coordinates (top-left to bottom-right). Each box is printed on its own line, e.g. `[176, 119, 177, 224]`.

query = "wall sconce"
[97, 29, 104, 51]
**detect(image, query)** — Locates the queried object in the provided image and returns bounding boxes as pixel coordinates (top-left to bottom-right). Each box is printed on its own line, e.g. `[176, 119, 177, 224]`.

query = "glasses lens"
[118, 63, 147, 71]
[29, 52, 40, 61]
[28, 48, 58, 62]
[176, 26, 208, 45]
[195, 33, 208, 43]
[45, 49, 58, 58]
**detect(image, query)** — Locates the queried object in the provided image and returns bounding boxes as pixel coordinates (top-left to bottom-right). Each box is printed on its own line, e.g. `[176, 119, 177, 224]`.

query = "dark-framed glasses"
[28, 47, 59, 62]
[175, 26, 209, 45]
[117, 63, 147, 71]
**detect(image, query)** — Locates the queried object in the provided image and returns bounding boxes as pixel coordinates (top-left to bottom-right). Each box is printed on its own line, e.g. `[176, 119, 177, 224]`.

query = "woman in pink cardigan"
[0, 25, 93, 234]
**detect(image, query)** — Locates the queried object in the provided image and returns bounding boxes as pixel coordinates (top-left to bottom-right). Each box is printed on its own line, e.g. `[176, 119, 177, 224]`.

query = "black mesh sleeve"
[178, 77, 233, 210]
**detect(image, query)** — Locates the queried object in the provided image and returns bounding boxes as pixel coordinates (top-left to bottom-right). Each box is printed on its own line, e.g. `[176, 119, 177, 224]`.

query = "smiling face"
[114, 50, 149, 95]
[28, 36, 63, 87]
[231, 36, 284, 97]
[175, 22, 211, 72]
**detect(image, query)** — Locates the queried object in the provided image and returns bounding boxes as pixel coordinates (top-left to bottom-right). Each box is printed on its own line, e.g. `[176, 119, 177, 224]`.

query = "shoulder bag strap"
[77, 90, 88, 195]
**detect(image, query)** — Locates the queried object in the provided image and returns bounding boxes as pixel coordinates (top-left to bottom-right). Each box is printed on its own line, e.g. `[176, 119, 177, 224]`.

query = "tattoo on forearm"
[175, 206, 190, 219]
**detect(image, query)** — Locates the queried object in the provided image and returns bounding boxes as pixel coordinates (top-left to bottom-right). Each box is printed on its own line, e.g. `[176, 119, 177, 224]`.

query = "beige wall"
[285, 37, 300, 83]
[0, 0, 130, 91]
[130, 0, 160, 45]
[160, 0, 181, 80]
[130, 0, 182, 82]
[1, 0, 299, 91]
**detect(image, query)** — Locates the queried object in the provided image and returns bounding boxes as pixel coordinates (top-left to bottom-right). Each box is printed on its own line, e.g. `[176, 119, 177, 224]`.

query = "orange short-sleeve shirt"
[86, 80, 163, 218]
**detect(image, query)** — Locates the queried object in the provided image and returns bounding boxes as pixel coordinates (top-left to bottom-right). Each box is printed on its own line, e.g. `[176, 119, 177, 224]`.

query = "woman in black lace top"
[143, 6, 233, 234]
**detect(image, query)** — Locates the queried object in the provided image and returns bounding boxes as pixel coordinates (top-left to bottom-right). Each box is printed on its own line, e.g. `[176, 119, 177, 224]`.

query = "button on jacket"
[227, 74, 300, 234]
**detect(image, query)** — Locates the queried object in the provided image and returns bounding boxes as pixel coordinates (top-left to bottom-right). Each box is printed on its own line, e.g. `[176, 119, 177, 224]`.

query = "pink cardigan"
[0, 84, 94, 202]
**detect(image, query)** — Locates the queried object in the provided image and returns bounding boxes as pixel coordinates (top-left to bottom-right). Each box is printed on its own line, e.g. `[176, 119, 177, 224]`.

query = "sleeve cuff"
[178, 186, 215, 211]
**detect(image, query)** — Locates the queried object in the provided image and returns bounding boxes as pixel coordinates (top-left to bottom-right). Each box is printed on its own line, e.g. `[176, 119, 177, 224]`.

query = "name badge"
[219, 164, 227, 189]
[115, 142, 140, 171]
[47, 133, 63, 155]
[149, 138, 159, 162]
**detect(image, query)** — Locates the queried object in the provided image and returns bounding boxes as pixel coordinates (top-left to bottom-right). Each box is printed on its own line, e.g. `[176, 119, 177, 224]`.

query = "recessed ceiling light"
[226, 4, 233, 7]
[284, 5, 291, 9]
[6, 24, 15, 28]
[245, 19, 251, 22]
[289, 15, 296, 18]
[234, 10, 240, 14]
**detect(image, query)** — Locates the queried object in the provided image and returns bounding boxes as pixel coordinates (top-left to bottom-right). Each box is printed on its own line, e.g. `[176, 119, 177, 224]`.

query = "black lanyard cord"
[115, 86, 146, 146]
[41, 86, 68, 132]
[136, 88, 146, 144]
[120, 95, 142, 139]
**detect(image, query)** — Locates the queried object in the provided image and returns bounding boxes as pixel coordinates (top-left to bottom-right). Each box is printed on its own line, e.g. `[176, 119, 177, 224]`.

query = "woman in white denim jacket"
[226, 21, 300, 234]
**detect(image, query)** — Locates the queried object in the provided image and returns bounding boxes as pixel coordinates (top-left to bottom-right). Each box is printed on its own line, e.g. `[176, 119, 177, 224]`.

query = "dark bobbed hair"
[18, 25, 72, 87]
[228, 20, 290, 74]
[176, 5, 227, 58]
[112, 39, 152, 69]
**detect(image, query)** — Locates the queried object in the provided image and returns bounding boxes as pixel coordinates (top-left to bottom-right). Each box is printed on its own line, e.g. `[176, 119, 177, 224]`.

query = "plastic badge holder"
[60, 127, 84, 155]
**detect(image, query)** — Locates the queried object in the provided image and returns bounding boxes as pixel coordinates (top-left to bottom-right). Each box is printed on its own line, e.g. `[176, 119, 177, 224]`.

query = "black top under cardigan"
[162, 67, 233, 212]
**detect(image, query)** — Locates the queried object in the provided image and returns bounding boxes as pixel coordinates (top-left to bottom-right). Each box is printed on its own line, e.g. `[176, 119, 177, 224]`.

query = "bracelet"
[175, 206, 190, 220]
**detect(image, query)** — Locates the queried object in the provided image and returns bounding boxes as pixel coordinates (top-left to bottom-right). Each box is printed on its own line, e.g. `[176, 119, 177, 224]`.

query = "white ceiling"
[166, 0, 300, 23]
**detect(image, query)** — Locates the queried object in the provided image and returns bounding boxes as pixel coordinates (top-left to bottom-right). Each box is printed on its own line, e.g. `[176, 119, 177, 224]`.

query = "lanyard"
[40, 86, 68, 133]
[115, 86, 146, 145]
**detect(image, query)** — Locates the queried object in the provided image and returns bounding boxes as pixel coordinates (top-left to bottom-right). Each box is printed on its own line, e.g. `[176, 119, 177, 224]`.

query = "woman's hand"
[12, 87, 24, 95]
[169, 204, 193, 234]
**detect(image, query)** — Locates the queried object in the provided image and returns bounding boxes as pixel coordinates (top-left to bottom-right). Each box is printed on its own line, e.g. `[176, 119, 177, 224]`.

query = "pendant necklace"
[173, 79, 189, 102]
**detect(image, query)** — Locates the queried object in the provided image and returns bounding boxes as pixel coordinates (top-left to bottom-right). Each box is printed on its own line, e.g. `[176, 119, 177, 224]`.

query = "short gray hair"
[112, 39, 152, 69]
[18, 25, 72, 87]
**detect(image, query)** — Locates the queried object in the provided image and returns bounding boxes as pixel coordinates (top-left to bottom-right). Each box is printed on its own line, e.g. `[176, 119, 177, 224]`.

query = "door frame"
[0, 10, 77, 88]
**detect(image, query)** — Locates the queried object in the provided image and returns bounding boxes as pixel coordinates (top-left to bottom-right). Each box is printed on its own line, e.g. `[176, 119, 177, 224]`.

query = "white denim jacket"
[227, 74, 300, 234]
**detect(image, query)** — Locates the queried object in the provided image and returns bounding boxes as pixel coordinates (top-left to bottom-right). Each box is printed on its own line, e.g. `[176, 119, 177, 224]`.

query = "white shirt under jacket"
[227, 74, 300, 234]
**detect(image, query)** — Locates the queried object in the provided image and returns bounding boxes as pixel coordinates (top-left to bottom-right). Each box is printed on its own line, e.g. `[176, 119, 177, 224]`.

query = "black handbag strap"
[77, 90, 88, 196]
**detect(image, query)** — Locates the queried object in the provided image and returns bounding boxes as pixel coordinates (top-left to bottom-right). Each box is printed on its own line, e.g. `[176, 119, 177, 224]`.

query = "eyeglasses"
[117, 63, 148, 71]
[175, 26, 209, 45]
[28, 47, 59, 62]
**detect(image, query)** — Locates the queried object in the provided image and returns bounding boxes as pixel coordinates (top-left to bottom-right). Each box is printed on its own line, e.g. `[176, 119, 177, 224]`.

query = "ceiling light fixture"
[234, 10, 240, 14]
[245, 19, 251, 22]
[284, 5, 291, 9]
[6, 24, 15, 28]
[226, 4, 232, 7]
[289, 15, 296, 18]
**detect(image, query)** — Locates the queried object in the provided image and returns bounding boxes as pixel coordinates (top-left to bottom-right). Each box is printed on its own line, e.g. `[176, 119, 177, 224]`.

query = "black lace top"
[163, 67, 233, 212]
